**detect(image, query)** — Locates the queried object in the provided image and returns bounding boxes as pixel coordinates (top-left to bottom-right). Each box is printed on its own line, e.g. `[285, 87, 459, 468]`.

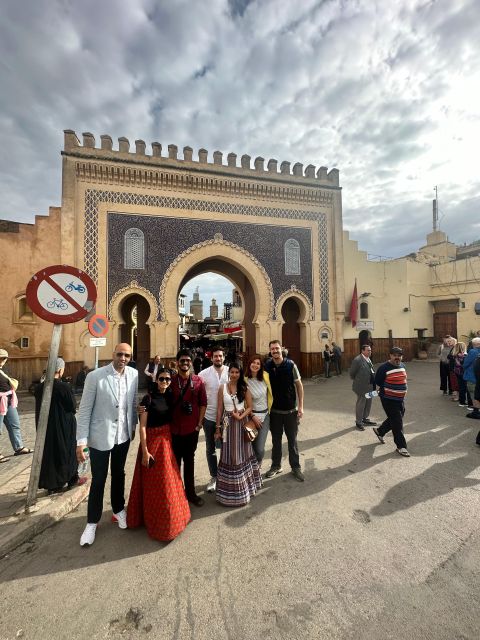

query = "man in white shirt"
[144, 354, 161, 393]
[198, 347, 229, 493]
[76, 343, 138, 546]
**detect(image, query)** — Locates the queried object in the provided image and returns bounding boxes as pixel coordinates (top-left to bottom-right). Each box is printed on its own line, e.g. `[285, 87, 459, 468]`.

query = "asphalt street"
[0, 361, 479, 640]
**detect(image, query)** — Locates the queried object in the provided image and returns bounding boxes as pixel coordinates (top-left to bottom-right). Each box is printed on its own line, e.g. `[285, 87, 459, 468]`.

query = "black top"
[0, 369, 12, 393]
[141, 390, 172, 428]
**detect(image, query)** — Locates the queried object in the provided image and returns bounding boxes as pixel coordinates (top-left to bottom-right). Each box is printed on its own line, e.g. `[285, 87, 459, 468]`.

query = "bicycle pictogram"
[65, 281, 86, 293]
[47, 298, 68, 310]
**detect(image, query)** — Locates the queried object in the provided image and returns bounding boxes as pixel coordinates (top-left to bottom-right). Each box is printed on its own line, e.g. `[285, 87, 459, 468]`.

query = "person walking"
[264, 340, 305, 482]
[76, 343, 138, 547]
[127, 367, 190, 541]
[198, 347, 229, 494]
[34, 357, 84, 494]
[331, 342, 342, 375]
[170, 349, 207, 507]
[349, 345, 377, 431]
[0, 348, 32, 461]
[372, 346, 410, 457]
[215, 362, 262, 506]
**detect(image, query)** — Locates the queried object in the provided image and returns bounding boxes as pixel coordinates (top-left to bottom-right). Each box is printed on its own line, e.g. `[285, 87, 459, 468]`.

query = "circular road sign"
[26, 265, 97, 324]
[88, 314, 109, 338]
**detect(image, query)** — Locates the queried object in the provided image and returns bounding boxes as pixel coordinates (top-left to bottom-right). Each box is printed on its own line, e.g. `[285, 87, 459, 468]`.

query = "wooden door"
[433, 313, 457, 340]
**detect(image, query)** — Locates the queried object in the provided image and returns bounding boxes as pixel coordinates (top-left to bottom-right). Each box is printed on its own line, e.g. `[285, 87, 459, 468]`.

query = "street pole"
[95, 345, 99, 369]
[25, 323, 63, 512]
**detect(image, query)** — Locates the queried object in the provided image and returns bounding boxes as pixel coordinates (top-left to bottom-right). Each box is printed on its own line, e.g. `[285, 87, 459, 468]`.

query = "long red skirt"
[127, 425, 191, 541]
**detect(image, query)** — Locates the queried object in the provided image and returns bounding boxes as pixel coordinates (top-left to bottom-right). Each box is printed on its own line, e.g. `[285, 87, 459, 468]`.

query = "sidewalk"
[0, 393, 90, 556]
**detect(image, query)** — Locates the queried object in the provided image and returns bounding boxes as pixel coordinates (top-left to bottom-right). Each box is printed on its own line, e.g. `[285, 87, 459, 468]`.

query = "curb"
[0, 480, 90, 557]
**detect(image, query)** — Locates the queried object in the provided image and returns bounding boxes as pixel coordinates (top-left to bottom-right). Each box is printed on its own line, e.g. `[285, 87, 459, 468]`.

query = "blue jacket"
[462, 347, 480, 383]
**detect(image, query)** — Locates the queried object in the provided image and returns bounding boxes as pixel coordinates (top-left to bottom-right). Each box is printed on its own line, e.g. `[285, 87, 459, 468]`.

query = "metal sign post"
[24, 265, 97, 512]
[25, 324, 62, 512]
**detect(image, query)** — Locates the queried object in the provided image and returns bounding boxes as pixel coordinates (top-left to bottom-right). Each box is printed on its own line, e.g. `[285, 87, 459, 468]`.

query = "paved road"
[0, 362, 479, 640]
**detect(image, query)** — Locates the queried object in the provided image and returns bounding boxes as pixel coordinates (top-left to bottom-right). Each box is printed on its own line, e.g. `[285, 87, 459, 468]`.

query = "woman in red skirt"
[127, 367, 190, 541]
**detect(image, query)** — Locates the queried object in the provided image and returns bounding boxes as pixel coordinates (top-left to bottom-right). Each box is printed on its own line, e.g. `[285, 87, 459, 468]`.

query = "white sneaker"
[112, 509, 128, 529]
[206, 477, 217, 493]
[80, 523, 97, 546]
[396, 448, 411, 457]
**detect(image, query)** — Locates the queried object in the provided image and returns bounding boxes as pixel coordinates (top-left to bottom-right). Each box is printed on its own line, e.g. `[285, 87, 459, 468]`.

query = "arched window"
[321, 301, 329, 321]
[284, 239, 301, 275]
[124, 228, 145, 269]
[360, 302, 369, 319]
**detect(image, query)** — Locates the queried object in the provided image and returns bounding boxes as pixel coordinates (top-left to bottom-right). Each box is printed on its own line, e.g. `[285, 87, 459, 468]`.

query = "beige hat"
[0, 348, 8, 359]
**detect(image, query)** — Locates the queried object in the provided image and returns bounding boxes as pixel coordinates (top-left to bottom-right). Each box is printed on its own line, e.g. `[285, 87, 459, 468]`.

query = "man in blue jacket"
[463, 337, 480, 420]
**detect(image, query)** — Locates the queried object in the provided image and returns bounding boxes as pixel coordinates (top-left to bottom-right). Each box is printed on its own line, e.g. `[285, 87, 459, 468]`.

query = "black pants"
[88, 440, 130, 524]
[270, 411, 300, 469]
[439, 362, 451, 393]
[171, 430, 199, 499]
[377, 398, 407, 449]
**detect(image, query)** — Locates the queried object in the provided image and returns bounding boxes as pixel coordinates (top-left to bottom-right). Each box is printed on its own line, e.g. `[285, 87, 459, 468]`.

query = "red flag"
[349, 280, 358, 327]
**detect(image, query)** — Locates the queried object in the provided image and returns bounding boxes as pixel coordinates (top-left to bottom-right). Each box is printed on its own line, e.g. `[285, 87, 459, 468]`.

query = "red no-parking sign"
[26, 265, 97, 324]
[88, 313, 109, 337]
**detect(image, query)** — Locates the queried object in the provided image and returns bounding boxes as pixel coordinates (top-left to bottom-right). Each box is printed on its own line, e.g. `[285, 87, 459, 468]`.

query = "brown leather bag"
[242, 418, 258, 442]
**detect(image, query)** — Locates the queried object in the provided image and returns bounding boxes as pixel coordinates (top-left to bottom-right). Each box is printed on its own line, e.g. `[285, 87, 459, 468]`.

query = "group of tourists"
[322, 342, 342, 378]
[76, 340, 304, 547]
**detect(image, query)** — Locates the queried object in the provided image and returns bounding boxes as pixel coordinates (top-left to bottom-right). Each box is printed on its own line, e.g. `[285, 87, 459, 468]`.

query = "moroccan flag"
[349, 280, 358, 327]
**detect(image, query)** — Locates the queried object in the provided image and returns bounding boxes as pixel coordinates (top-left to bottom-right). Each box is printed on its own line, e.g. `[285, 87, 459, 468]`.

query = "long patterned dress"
[216, 387, 263, 507]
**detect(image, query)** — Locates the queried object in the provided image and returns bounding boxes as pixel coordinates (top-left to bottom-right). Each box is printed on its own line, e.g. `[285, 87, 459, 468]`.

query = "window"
[14, 295, 34, 323]
[21, 337, 29, 348]
[285, 239, 301, 275]
[124, 228, 145, 269]
[321, 301, 329, 321]
[360, 302, 369, 319]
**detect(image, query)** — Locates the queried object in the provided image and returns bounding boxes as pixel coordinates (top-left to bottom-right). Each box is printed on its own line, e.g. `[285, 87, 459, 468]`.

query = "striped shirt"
[375, 362, 407, 401]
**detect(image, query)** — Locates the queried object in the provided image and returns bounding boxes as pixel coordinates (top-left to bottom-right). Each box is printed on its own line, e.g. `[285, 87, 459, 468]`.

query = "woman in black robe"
[34, 358, 81, 493]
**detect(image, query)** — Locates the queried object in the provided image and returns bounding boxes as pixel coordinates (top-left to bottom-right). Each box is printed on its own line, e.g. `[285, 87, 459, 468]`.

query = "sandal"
[14, 447, 33, 456]
[0, 454, 10, 463]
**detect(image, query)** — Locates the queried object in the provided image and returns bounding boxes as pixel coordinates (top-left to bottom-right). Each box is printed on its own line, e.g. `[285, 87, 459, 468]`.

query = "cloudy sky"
[2, 0, 480, 311]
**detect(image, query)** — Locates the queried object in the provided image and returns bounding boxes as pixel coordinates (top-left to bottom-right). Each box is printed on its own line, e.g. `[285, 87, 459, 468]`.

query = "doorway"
[281, 297, 301, 366]
[119, 294, 151, 374]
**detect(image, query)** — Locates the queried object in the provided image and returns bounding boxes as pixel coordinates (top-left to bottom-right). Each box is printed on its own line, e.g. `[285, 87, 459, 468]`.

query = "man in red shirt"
[170, 349, 207, 507]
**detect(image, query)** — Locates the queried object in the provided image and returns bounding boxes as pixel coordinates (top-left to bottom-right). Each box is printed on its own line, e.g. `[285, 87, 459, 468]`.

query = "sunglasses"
[179, 359, 191, 364]
[158, 376, 171, 382]
[115, 352, 132, 358]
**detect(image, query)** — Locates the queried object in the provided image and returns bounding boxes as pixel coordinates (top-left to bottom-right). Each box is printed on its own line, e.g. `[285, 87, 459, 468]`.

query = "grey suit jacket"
[349, 354, 375, 395]
[76, 363, 138, 451]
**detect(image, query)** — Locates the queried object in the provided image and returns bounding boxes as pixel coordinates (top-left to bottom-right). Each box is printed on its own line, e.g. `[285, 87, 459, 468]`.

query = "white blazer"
[76, 363, 138, 451]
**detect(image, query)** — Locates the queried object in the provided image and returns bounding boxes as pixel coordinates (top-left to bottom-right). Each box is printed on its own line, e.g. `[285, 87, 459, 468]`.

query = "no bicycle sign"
[26, 264, 97, 324]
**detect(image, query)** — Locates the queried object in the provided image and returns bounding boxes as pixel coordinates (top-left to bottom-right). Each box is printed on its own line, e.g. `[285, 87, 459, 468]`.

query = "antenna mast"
[433, 186, 438, 231]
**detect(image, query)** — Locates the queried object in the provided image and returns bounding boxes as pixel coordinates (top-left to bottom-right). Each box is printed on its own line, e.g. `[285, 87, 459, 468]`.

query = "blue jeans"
[0, 403, 24, 452]
[203, 419, 218, 478]
[252, 413, 270, 466]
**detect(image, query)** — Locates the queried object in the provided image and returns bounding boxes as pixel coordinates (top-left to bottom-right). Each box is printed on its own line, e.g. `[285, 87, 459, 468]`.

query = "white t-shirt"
[198, 365, 229, 421]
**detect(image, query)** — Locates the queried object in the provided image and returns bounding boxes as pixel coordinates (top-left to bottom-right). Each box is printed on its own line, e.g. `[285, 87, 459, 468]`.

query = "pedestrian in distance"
[323, 345, 331, 378]
[0, 348, 32, 462]
[464, 337, 480, 420]
[264, 340, 305, 482]
[127, 367, 191, 541]
[372, 346, 410, 457]
[144, 355, 162, 394]
[349, 345, 377, 431]
[76, 343, 138, 547]
[331, 342, 342, 375]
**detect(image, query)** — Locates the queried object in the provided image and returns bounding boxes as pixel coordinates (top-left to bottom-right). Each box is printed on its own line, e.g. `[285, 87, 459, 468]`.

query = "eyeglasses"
[179, 359, 191, 364]
[115, 353, 132, 358]
[158, 377, 171, 382]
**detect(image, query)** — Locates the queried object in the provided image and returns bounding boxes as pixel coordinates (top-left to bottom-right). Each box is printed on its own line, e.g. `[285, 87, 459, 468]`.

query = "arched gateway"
[58, 131, 346, 376]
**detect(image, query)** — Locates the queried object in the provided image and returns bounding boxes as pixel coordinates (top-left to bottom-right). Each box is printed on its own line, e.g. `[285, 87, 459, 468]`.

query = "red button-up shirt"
[170, 373, 207, 436]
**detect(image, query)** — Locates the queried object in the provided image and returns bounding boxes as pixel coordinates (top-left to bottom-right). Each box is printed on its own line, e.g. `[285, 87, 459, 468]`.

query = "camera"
[181, 401, 193, 415]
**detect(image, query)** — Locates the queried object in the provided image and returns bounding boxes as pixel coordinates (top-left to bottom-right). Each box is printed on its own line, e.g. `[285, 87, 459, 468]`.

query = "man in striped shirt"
[372, 346, 410, 457]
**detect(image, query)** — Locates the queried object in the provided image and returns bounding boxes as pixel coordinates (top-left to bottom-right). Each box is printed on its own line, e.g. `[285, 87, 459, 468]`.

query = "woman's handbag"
[242, 418, 258, 443]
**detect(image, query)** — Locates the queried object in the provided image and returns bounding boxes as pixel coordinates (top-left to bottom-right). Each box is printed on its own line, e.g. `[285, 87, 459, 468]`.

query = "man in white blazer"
[76, 343, 138, 546]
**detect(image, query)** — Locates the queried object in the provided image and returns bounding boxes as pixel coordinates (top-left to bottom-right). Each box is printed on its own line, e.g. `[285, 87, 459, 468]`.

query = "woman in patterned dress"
[215, 362, 263, 507]
[127, 367, 190, 541]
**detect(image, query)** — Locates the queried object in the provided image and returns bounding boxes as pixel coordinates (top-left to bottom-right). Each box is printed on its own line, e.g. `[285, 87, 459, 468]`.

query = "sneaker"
[187, 494, 205, 507]
[467, 406, 474, 411]
[362, 419, 377, 426]
[206, 477, 217, 493]
[80, 523, 97, 546]
[265, 466, 283, 478]
[291, 467, 305, 482]
[355, 423, 365, 431]
[373, 428, 385, 444]
[112, 509, 128, 529]
[396, 448, 410, 457]
[458, 404, 467, 407]
[466, 412, 480, 420]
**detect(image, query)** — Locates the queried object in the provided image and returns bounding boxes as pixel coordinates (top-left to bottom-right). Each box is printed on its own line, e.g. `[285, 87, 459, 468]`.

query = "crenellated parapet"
[63, 130, 340, 187]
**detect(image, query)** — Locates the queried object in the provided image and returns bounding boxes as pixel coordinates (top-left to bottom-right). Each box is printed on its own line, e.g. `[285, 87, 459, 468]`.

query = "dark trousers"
[456, 374, 472, 406]
[377, 398, 407, 449]
[87, 440, 130, 524]
[171, 430, 199, 499]
[270, 411, 300, 469]
[439, 362, 451, 393]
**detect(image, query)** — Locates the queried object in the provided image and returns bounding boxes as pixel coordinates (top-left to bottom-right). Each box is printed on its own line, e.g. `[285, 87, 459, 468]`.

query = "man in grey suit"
[76, 343, 138, 546]
[349, 344, 377, 431]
